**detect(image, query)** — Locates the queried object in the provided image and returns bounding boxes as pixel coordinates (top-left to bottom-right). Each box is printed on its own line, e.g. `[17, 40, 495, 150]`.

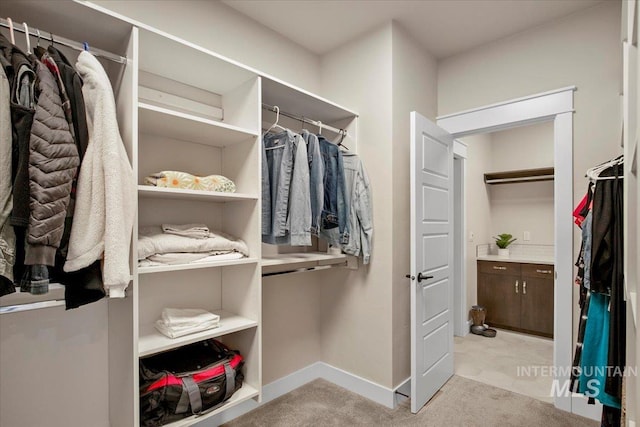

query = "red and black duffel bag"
[139, 339, 244, 427]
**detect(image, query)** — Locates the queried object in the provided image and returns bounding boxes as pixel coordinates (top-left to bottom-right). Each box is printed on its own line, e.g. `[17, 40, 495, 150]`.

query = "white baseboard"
[205, 362, 401, 426]
[317, 363, 398, 409]
[570, 394, 602, 421]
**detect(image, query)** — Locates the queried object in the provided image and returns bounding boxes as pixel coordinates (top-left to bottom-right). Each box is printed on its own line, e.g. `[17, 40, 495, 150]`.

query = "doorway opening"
[436, 87, 583, 416]
[453, 121, 556, 403]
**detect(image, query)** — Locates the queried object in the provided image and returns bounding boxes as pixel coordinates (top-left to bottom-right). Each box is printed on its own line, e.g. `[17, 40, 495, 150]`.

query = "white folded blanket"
[154, 308, 221, 339]
[161, 308, 219, 327]
[162, 223, 209, 239]
[155, 319, 220, 339]
[138, 226, 249, 260]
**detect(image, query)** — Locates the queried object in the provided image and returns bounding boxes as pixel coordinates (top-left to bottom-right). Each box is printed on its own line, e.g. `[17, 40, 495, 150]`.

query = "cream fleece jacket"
[64, 51, 135, 298]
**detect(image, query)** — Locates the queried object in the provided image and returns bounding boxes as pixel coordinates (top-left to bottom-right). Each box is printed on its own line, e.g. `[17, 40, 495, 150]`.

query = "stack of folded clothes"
[138, 224, 249, 266]
[155, 308, 220, 339]
[144, 171, 236, 193]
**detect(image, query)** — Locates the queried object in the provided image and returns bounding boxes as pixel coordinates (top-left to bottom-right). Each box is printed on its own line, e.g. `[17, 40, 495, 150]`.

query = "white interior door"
[410, 111, 455, 413]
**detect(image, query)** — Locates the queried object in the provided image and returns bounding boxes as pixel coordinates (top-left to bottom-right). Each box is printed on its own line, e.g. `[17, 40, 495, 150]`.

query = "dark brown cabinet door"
[477, 272, 521, 329]
[520, 276, 554, 337]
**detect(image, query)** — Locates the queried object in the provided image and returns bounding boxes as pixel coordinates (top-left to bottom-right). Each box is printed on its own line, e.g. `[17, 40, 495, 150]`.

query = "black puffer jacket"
[23, 59, 79, 266]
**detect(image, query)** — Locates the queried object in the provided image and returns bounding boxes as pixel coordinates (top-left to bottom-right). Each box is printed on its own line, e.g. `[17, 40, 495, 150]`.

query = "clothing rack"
[262, 103, 348, 137]
[0, 17, 127, 64]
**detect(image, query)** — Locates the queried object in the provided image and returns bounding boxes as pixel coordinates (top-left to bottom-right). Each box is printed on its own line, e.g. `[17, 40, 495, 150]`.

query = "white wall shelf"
[138, 258, 259, 275]
[139, 310, 258, 357]
[162, 383, 259, 427]
[138, 102, 258, 147]
[261, 252, 347, 268]
[138, 186, 258, 203]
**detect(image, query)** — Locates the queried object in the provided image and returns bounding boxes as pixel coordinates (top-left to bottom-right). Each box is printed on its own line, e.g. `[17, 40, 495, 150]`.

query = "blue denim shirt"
[262, 130, 312, 246]
[341, 152, 373, 264]
[301, 130, 324, 235]
[318, 136, 349, 246]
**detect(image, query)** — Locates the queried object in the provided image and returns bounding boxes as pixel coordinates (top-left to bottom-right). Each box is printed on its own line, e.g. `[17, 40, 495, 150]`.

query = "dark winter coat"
[24, 59, 79, 266]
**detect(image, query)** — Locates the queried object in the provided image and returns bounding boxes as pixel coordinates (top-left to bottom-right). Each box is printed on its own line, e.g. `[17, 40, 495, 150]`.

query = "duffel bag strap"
[224, 362, 235, 401]
[181, 377, 203, 415]
[196, 362, 237, 417]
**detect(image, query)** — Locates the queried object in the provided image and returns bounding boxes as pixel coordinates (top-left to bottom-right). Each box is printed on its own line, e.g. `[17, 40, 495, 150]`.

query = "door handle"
[536, 269, 552, 274]
[417, 272, 433, 283]
[405, 273, 434, 283]
[515, 280, 519, 294]
[493, 266, 507, 270]
[523, 281, 527, 295]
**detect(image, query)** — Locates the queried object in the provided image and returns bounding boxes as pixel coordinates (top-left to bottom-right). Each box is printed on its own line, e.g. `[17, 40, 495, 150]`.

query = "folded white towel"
[155, 319, 220, 339]
[162, 223, 210, 239]
[160, 308, 220, 327]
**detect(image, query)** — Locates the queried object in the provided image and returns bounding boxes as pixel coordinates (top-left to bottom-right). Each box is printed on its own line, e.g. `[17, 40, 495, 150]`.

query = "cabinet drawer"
[477, 260, 521, 276]
[521, 263, 554, 279]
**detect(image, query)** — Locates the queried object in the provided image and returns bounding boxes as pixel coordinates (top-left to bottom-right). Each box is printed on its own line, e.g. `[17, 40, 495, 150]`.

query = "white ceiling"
[222, 0, 603, 59]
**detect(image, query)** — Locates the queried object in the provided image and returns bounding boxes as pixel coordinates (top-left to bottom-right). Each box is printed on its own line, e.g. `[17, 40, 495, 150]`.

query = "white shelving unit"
[0, 2, 360, 426]
[135, 22, 263, 427]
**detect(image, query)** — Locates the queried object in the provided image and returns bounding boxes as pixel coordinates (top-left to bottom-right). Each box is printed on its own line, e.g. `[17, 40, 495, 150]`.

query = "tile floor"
[454, 329, 554, 403]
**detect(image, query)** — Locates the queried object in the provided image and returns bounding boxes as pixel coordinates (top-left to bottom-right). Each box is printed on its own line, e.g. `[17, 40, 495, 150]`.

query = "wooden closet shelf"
[138, 102, 258, 147]
[138, 310, 258, 357]
[484, 167, 554, 185]
[138, 186, 258, 202]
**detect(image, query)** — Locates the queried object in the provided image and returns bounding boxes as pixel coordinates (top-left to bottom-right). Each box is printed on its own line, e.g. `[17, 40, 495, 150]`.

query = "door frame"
[436, 86, 576, 414]
[453, 142, 468, 337]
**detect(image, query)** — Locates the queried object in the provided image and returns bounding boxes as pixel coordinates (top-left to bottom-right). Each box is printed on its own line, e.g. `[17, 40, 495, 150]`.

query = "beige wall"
[439, 1, 622, 201]
[490, 122, 555, 245]
[490, 121, 554, 171]
[460, 134, 493, 315]
[439, 1, 622, 341]
[390, 23, 438, 387]
[93, 0, 321, 92]
[320, 23, 394, 388]
[262, 274, 322, 384]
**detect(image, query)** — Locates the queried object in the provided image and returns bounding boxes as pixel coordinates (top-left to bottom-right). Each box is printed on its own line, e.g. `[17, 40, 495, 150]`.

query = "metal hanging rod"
[262, 103, 347, 136]
[0, 17, 127, 64]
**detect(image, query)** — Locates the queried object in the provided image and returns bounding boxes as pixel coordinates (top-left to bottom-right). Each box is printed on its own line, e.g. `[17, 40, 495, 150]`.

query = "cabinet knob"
[536, 269, 552, 274]
[493, 266, 507, 270]
[515, 280, 519, 294]
[523, 281, 527, 295]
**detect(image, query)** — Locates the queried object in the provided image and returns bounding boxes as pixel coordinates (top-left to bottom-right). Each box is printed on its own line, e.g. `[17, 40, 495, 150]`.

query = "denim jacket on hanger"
[318, 136, 349, 246]
[262, 130, 312, 246]
[301, 130, 324, 235]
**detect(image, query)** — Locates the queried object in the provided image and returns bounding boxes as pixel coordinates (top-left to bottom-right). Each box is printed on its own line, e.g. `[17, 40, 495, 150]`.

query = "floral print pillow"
[145, 171, 236, 193]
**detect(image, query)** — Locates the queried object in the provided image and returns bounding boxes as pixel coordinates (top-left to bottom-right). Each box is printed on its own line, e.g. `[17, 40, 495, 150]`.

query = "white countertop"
[477, 255, 554, 265]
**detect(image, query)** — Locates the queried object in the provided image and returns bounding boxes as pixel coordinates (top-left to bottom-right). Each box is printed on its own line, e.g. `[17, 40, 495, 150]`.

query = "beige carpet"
[223, 376, 597, 427]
